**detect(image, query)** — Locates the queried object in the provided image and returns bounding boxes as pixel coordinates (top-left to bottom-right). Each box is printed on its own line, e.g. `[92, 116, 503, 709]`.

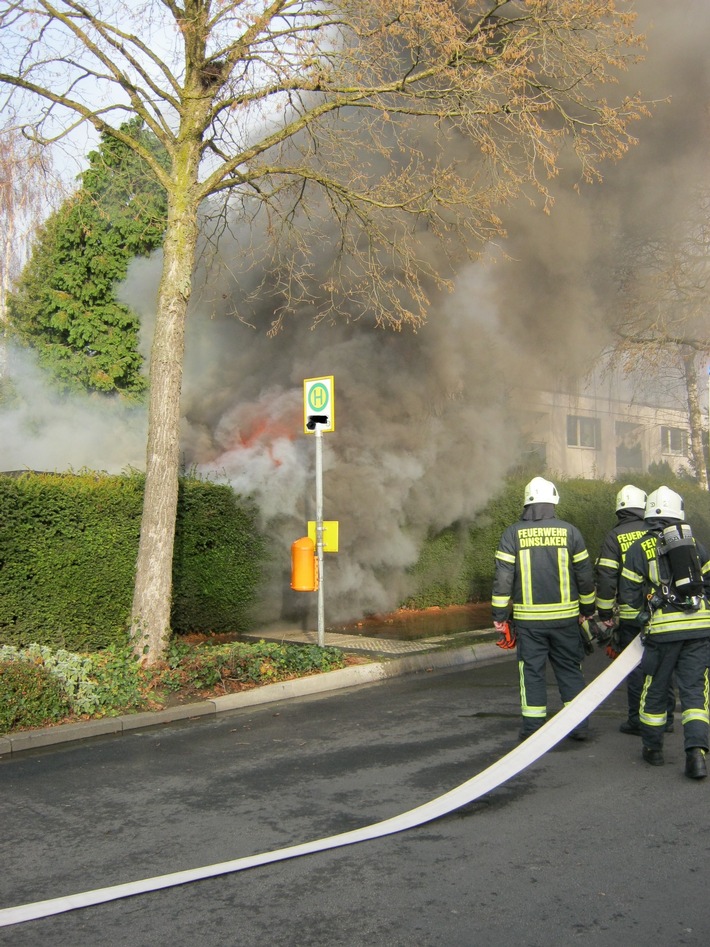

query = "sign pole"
[303, 375, 334, 646]
[315, 427, 325, 647]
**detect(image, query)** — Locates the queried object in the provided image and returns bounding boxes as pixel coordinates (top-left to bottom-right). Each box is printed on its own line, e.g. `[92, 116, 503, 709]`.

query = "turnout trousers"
[639, 637, 710, 752]
[618, 623, 675, 727]
[516, 621, 587, 737]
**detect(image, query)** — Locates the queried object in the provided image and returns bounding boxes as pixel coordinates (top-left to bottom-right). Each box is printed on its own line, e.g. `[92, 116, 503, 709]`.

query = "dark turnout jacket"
[595, 510, 648, 622]
[618, 528, 710, 641]
[492, 514, 596, 627]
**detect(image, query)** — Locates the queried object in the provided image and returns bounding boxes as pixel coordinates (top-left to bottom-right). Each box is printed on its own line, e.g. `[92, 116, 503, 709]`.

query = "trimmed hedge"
[1, 467, 707, 653]
[406, 472, 710, 608]
[0, 471, 266, 650]
[171, 477, 265, 635]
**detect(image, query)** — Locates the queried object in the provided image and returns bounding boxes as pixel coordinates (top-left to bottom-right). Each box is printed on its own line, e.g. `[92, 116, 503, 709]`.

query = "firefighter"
[618, 486, 710, 779]
[596, 484, 676, 735]
[492, 476, 597, 741]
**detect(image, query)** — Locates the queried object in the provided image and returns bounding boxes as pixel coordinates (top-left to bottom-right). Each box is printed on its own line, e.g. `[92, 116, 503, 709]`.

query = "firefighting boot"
[642, 745, 664, 766]
[685, 748, 708, 780]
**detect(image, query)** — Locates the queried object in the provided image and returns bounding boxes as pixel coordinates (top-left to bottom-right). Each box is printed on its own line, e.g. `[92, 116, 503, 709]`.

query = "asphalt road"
[1, 649, 709, 947]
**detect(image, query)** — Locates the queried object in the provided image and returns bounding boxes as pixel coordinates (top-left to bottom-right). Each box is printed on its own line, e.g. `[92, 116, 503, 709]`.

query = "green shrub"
[407, 472, 710, 609]
[152, 640, 346, 694]
[0, 642, 145, 717]
[171, 480, 266, 634]
[0, 659, 71, 732]
[0, 471, 267, 650]
[0, 471, 143, 650]
[69, 645, 145, 714]
[0, 638, 347, 734]
[404, 526, 473, 609]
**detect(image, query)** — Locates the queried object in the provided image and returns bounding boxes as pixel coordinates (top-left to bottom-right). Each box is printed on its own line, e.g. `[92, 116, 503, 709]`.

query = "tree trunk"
[130, 189, 199, 663]
[682, 351, 709, 491]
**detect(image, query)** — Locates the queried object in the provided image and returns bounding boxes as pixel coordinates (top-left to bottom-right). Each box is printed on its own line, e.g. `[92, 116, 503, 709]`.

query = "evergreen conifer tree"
[6, 119, 168, 396]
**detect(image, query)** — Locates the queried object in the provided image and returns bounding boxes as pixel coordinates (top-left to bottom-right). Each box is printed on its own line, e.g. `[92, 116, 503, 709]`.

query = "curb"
[0, 640, 510, 758]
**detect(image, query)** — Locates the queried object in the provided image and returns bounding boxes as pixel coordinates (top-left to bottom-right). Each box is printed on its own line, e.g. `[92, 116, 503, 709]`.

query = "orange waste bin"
[291, 536, 318, 591]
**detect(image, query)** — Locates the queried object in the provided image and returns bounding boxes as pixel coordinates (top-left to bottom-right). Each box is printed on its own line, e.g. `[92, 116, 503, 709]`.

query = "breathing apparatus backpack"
[654, 523, 705, 611]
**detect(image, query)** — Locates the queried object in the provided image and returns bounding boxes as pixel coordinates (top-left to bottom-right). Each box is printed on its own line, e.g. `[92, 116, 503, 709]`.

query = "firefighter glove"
[579, 620, 595, 656]
[605, 629, 621, 660]
[495, 621, 517, 650]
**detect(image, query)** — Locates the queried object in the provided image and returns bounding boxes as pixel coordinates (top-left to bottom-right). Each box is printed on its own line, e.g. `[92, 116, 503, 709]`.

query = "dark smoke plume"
[3, 1, 709, 626]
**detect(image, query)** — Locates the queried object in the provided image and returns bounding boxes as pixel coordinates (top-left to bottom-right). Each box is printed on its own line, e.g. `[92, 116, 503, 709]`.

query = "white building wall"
[518, 388, 693, 481]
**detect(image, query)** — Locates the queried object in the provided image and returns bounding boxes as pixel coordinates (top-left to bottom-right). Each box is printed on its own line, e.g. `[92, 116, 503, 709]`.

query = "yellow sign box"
[308, 520, 339, 553]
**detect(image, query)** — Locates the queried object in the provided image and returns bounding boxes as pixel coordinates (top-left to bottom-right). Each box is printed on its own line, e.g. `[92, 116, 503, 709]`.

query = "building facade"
[518, 387, 695, 481]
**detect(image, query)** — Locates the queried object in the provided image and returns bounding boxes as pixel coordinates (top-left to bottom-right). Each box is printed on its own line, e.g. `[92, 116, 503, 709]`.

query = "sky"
[2, 0, 709, 626]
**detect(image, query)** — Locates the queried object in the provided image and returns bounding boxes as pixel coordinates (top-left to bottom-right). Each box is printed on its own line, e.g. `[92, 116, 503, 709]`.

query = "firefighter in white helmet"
[596, 485, 676, 735]
[618, 486, 710, 779]
[492, 477, 597, 741]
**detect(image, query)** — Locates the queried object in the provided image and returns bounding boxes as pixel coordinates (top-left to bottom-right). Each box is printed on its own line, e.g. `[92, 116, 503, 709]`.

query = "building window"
[519, 411, 548, 467]
[522, 442, 547, 466]
[660, 426, 688, 456]
[616, 421, 643, 473]
[567, 415, 600, 450]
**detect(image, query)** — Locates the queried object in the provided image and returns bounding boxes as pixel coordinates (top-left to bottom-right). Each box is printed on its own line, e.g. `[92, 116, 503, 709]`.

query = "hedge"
[0, 471, 266, 650]
[406, 470, 710, 607]
[1, 467, 708, 653]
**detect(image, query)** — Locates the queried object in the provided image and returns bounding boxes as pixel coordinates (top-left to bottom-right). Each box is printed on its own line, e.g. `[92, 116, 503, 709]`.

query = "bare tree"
[608, 189, 710, 488]
[0, 1, 650, 663]
[0, 120, 62, 373]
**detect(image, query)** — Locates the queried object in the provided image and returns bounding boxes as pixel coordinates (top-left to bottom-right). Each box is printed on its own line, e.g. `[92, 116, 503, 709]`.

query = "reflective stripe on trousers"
[516, 621, 586, 730]
[639, 637, 710, 751]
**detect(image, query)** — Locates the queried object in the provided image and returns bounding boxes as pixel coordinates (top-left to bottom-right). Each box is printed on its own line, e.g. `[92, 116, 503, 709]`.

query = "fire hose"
[0, 635, 643, 929]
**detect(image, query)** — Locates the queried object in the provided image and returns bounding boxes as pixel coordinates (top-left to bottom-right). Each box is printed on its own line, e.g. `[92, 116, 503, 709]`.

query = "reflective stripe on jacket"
[492, 517, 595, 627]
[618, 530, 710, 641]
[595, 515, 648, 621]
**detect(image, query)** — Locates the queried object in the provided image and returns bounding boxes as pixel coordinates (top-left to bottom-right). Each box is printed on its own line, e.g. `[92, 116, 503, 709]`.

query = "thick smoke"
[0, 347, 146, 472]
[490, 1, 710, 391]
[2, 1, 709, 626]
[122, 252, 520, 624]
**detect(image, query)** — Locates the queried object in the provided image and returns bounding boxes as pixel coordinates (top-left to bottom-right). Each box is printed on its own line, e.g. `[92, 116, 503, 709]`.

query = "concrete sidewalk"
[240, 623, 498, 655]
[0, 628, 505, 758]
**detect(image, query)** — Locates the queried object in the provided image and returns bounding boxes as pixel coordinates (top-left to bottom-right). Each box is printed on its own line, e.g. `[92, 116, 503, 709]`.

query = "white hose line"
[0, 636, 642, 928]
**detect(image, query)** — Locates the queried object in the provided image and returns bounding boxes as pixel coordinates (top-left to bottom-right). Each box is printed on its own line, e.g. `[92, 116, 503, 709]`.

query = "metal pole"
[315, 427, 325, 646]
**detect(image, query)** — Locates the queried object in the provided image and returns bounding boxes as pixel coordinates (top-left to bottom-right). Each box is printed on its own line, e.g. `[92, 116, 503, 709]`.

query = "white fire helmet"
[645, 485, 685, 521]
[616, 484, 647, 512]
[524, 476, 559, 506]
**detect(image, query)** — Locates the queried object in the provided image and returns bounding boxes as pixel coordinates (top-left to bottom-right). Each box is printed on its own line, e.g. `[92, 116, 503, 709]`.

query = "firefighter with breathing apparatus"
[617, 486, 710, 779]
[596, 484, 676, 736]
[492, 476, 597, 742]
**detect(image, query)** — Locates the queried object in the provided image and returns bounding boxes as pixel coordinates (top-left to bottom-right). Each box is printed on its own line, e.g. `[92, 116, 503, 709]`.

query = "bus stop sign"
[303, 376, 335, 433]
